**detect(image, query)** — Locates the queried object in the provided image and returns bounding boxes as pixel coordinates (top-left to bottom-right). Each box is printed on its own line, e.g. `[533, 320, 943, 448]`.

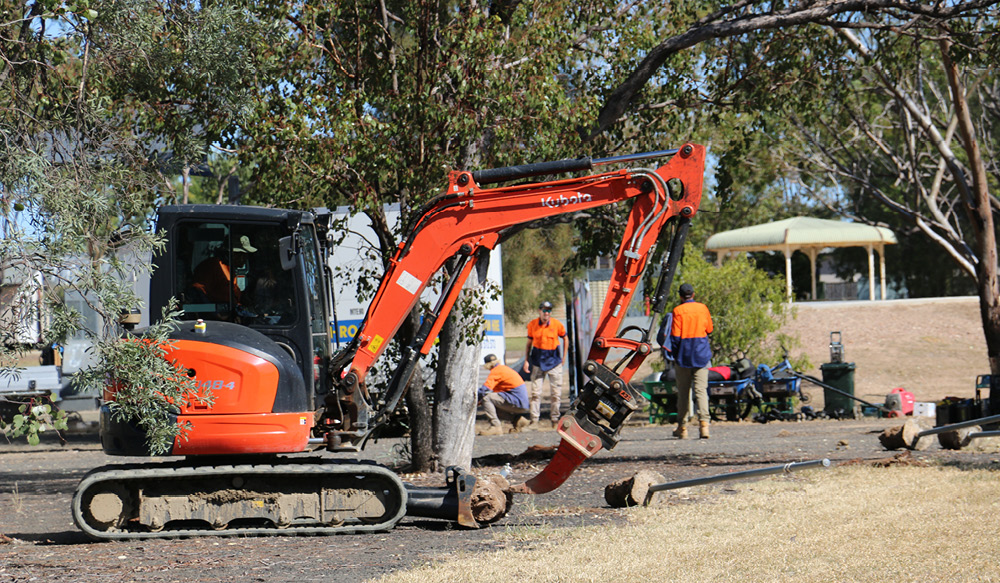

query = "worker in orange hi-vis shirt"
[477, 354, 530, 436]
[522, 300, 567, 427]
[669, 283, 714, 440]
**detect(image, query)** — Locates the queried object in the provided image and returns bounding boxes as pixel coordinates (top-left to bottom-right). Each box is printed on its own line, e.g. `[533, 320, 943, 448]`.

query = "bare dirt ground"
[781, 296, 987, 406]
[0, 297, 992, 583]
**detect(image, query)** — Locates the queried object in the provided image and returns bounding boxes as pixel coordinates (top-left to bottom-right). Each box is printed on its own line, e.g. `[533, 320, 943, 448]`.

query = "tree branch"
[584, 0, 1000, 141]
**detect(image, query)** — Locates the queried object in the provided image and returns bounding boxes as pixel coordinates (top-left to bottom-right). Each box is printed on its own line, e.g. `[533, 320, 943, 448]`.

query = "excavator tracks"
[72, 460, 407, 540]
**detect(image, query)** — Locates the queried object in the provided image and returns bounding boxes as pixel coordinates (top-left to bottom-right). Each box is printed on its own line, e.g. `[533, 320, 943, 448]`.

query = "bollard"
[642, 459, 831, 506]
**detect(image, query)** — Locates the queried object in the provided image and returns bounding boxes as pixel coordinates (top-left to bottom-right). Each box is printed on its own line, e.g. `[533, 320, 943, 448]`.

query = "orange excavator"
[72, 144, 706, 539]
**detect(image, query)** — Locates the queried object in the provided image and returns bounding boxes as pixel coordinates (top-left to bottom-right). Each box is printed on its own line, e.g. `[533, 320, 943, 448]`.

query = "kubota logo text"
[541, 192, 592, 208]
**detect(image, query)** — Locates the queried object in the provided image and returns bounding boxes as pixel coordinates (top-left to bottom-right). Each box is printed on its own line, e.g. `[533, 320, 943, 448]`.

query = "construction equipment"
[72, 144, 706, 538]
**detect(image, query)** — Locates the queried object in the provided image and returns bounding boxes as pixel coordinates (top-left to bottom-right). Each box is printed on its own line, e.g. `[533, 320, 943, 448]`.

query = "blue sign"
[333, 314, 504, 344]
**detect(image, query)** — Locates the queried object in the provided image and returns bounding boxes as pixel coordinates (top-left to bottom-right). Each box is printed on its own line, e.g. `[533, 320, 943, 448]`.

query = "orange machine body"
[101, 321, 314, 457]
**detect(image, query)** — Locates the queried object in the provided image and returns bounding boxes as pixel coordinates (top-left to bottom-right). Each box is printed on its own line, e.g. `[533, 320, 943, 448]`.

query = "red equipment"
[73, 144, 705, 539]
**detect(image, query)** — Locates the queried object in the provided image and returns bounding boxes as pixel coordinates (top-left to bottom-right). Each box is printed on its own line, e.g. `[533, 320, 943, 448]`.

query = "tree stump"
[937, 425, 980, 450]
[604, 469, 665, 508]
[471, 474, 512, 524]
[878, 418, 930, 450]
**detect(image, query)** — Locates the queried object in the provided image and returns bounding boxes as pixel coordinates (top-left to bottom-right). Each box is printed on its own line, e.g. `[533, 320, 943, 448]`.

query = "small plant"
[0, 399, 68, 446]
[11, 482, 22, 514]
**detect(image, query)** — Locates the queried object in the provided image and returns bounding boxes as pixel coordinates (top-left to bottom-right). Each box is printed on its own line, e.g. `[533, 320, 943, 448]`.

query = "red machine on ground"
[72, 144, 705, 539]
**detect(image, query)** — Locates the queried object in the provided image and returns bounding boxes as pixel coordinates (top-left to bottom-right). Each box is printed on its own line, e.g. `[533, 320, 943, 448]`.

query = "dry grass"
[372, 463, 1000, 583]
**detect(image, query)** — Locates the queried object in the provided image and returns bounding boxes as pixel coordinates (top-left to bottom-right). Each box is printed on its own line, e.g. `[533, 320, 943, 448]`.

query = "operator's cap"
[483, 354, 500, 370]
[679, 283, 694, 298]
[235, 235, 258, 253]
[539, 300, 553, 311]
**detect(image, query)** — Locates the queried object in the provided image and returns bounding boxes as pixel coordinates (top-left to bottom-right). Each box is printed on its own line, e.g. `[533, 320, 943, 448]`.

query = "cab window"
[175, 222, 296, 326]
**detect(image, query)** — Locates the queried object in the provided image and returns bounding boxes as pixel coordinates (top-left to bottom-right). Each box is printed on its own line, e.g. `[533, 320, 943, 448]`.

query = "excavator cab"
[152, 205, 334, 400]
[101, 205, 336, 457]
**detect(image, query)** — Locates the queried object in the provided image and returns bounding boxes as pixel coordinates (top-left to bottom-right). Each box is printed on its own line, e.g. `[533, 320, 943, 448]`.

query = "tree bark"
[940, 39, 1000, 377]
[432, 256, 489, 471]
[390, 305, 435, 472]
[404, 365, 435, 471]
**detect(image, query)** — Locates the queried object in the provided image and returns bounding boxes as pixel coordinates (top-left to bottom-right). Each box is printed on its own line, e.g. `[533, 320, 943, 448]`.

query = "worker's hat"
[679, 283, 694, 298]
[235, 235, 258, 253]
[483, 354, 500, 370]
[539, 300, 553, 311]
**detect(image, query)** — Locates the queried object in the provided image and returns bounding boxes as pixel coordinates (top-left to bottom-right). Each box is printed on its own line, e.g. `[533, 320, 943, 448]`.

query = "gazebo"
[705, 217, 898, 301]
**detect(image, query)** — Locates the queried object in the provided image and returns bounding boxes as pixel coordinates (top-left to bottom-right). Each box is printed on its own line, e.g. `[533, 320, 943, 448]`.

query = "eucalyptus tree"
[1, 0, 174, 445]
[236, 1, 699, 470]
[1, 0, 271, 448]
[586, 1, 1000, 375]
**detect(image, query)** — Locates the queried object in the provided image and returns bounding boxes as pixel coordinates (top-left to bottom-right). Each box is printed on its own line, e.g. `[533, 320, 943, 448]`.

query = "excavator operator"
[191, 235, 258, 305]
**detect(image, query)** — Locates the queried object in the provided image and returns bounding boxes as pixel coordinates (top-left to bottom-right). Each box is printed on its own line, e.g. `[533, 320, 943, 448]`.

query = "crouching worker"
[477, 354, 530, 436]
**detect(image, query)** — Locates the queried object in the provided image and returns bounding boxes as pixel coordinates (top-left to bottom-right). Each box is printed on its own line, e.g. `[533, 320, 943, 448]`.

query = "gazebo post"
[806, 247, 818, 300]
[784, 246, 793, 302]
[866, 244, 875, 301]
[879, 244, 887, 300]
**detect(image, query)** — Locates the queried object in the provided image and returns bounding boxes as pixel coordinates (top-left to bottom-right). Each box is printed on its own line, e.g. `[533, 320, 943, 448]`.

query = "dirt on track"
[0, 297, 993, 582]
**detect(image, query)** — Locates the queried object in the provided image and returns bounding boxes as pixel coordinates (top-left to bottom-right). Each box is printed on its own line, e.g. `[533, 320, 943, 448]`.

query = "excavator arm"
[323, 144, 706, 489]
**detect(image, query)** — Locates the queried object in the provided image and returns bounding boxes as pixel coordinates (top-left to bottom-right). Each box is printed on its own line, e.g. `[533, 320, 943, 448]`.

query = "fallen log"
[880, 413, 1000, 451]
[604, 469, 665, 508]
[879, 419, 930, 451]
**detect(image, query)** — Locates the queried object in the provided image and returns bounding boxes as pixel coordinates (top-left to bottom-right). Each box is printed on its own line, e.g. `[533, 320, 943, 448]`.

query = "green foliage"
[241, 1, 603, 215]
[74, 302, 201, 454]
[671, 250, 803, 368]
[501, 225, 578, 322]
[1, 0, 250, 450]
[0, 400, 68, 445]
[90, 0, 275, 202]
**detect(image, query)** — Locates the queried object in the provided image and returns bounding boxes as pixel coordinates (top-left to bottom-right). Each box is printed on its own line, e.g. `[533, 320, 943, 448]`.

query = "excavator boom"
[325, 144, 706, 494]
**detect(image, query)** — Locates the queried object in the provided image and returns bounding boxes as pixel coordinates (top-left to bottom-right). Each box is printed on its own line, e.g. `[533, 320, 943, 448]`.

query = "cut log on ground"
[879, 418, 931, 451]
[471, 474, 512, 524]
[604, 469, 665, 508]
[938, 426, 981, 450]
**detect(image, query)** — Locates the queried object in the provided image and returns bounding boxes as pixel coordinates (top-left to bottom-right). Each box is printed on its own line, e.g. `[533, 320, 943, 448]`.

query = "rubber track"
[72, 461, 408, 541]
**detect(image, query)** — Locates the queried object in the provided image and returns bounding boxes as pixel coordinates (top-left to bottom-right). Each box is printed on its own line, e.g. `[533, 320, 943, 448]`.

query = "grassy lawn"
[372, 462, 1000, 583]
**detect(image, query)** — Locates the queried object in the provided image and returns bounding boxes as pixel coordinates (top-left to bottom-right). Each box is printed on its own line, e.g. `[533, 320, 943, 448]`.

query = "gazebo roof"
[705, 217, 897, 253]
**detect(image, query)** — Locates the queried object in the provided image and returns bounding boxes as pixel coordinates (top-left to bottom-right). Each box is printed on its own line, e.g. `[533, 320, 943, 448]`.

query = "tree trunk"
[404, 365, 435, 471]
[432, 256, 489, 471]
[940, 40, 1000, 377]
[392, 306, 435, 472]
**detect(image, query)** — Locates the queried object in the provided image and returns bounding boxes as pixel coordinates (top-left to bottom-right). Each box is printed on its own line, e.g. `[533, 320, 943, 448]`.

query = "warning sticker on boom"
[395, 270, 422, 295]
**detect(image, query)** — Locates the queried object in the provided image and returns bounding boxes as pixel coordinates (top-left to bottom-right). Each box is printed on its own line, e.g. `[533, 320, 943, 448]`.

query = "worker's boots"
[672, 424, 688, 439]
[699, 420, 710, 439]
[478, 424, 504, 437]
